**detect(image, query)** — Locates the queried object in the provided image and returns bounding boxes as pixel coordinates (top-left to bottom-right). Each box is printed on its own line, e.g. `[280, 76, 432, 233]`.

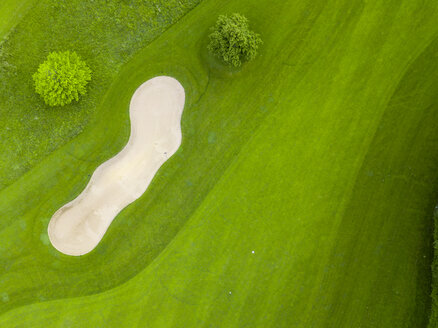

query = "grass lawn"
[0, 0, 438, 327]
[0, 0, 36, 41]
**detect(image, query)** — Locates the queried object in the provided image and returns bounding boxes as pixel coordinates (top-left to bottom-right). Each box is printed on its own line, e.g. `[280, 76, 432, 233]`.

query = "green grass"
[0, 0, 200, 189]
[0, 0, 438, 327]
[430, 212, 438, 327]
[0, 0, 36, 41]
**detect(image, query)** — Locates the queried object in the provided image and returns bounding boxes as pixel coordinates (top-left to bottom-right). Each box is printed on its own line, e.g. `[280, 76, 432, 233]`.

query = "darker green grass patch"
[0, 0, 200, 190]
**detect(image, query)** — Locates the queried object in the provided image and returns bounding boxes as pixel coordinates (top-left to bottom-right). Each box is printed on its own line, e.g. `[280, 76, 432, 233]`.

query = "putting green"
[0, 0, 438, 327]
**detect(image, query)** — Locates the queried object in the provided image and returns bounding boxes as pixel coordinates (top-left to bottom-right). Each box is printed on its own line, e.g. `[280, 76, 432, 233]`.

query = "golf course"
[0, 0, 438, 326]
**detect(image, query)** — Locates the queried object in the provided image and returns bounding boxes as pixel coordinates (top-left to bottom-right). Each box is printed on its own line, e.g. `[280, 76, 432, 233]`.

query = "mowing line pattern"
[0, 0, 437, 327]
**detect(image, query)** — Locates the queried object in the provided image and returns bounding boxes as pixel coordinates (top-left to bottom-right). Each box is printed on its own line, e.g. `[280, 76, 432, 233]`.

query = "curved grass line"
[5, 19, 438, 328]
[1, 0, 436, 325]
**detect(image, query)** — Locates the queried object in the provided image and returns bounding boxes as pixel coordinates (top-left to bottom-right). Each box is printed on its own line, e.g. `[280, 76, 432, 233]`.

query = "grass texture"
[0, 0, 36, 41]
[0, 0, 438, 327]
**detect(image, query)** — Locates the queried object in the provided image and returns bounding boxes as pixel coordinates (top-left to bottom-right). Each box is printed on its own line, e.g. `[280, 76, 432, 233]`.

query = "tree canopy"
[33, 51, 92, 107]
[207, 13, 262, 67]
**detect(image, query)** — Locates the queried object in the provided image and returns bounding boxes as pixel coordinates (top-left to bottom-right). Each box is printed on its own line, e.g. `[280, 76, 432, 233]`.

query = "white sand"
[48, 76, 185, 256]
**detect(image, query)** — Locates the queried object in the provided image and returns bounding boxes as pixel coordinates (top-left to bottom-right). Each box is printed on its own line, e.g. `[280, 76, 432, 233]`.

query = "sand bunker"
[48, 76, 185, 256]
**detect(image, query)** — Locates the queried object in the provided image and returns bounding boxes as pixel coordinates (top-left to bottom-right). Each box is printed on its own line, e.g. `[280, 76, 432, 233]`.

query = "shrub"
[207, 13, 262, 67]
[33, 51, 92, 107]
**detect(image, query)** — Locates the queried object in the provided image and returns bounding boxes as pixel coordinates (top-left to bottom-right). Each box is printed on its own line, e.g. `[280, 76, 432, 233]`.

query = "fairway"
[0, 0, 438, 327]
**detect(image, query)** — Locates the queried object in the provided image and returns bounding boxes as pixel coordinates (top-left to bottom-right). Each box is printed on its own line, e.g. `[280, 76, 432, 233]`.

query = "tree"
[207, 13, 262, 67]
[33, 51, 92, 107]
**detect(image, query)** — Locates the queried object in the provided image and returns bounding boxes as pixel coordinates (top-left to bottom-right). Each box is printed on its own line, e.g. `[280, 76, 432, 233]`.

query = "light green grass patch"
[0, 0, 36, 41]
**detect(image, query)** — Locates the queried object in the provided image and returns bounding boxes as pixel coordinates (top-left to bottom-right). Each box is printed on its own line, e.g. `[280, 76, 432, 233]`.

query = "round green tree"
[33, 51, 92, 107]
[207, 13, 262, 67]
